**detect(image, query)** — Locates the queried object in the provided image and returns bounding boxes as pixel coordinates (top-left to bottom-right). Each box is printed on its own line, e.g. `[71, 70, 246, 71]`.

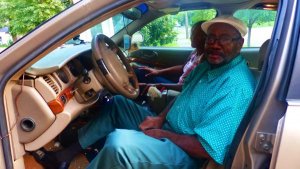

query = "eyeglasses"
[206, 35, 241, 45]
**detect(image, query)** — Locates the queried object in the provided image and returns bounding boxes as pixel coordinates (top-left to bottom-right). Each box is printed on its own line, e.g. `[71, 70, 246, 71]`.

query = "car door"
[129, 47, 192, 68]
[226, 0, 300, 168]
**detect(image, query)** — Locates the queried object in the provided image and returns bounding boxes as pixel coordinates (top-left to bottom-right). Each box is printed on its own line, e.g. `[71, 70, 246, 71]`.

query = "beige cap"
[201, 15, 247, 37]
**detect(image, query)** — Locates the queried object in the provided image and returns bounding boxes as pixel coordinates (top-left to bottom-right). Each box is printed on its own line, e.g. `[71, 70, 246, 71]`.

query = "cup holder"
[20, 118, 35, 132]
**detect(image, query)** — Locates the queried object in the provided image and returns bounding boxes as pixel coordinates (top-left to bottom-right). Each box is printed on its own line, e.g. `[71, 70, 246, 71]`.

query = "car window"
[139, 9, 217, 48]
[0, 0, 73, 50]
[67, 14, 133, 44]
[234, 9, 277, 47]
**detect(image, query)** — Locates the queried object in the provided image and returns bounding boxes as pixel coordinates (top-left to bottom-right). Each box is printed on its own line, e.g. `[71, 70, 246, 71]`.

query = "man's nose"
[208, 40, 222, 49]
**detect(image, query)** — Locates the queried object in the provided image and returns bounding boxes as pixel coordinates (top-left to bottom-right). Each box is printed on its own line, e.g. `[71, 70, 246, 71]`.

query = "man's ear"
[238, 38, 244, 48]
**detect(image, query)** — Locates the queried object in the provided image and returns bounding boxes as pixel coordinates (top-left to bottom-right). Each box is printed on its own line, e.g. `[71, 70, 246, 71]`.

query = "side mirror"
[129, 32, 144, 52]
[132, 32, 144, 44]
[123, 32, 144, 51]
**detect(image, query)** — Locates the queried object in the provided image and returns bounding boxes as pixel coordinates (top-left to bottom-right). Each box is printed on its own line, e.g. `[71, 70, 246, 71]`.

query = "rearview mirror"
[121, 4, 148, 20]
[121, 8, 142, 20]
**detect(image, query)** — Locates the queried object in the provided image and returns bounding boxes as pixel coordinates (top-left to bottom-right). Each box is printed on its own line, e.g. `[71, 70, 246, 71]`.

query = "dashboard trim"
[26, 44, 91, 76]
[47, 86, 74, 114]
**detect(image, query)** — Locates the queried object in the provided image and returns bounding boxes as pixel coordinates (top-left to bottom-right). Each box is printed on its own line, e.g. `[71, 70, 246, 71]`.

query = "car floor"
[25, 153, 89, 169]
[24, 140, 89, 169]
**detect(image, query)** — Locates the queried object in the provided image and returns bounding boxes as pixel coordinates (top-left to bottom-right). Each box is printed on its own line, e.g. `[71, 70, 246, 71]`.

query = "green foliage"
[190, 10, 217, 25]
[175, 9, 216, 26]
[0, 44, 8, 48]
[140, 15, 178, 46]
[61, 0, 73, 8]
[140, 9, 216, 47]
[0, 0, 68, 38]
[234, 9, 276, 46]
[174, 12, 186, 26]
[234, 9, 276, 28]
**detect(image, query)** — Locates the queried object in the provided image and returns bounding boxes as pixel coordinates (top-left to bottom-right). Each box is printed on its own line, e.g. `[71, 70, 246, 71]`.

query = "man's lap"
[78, 95, 155, 148]
[87, 129, 200, 169]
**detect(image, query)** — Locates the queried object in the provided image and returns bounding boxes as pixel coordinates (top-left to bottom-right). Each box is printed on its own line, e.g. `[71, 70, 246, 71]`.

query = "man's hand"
[143, 129, 211, 159]
[143, 128, 174, 139]
[139, 116, 164, 131]
[138, 66, 161, 77]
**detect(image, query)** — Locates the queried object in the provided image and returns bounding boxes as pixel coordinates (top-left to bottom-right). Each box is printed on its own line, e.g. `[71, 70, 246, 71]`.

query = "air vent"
[43, 76, 59, 94]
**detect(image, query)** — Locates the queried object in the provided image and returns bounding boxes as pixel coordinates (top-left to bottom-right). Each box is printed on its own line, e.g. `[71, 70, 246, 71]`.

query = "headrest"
[258, 39, 270, 70]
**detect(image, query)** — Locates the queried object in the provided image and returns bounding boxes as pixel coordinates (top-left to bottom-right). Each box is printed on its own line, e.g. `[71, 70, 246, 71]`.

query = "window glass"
[0, 0, 73, 50]
[234, 9, 277, 47]
[90, 14, 132, 38]
[67, 14, 133, 44]
[139, 9, 217, 47]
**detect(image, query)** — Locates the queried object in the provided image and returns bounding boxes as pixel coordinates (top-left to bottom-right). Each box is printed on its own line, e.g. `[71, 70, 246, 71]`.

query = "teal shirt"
[166, 55, 256, 164]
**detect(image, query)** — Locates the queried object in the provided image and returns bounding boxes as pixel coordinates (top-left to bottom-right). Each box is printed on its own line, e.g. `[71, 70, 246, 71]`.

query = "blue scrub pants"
[78, 95, 200, 169]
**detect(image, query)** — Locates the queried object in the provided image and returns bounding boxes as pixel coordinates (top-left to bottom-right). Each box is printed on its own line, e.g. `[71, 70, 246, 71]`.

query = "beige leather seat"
[250, 39, 270, 81]
[258, 39, 270, 70]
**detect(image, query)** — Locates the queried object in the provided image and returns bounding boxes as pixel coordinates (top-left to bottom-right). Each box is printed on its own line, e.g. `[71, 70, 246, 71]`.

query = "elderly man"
[34, 16, 256, 169]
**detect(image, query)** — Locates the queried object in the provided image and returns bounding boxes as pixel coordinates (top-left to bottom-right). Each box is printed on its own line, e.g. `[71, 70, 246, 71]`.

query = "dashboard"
[14, 43, 105, 151]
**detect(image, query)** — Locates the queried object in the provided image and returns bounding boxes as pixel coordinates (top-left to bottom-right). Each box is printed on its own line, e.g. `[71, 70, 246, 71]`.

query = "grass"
[0, 44, 9, 48]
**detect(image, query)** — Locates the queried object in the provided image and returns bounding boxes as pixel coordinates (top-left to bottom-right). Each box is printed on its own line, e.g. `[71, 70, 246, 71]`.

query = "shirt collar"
[206, 55, 244, 82]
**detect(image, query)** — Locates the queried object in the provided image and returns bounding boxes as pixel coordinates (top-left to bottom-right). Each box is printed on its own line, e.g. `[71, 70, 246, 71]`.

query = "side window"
[234, 9, 277, 47]
[138, 9, 216, 48]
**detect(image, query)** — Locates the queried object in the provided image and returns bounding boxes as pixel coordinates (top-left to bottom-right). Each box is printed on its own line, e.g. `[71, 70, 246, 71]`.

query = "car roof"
[146, 0, 278, 14]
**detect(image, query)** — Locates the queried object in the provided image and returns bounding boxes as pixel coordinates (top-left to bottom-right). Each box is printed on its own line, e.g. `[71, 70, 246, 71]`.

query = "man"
[135, 20, 206, 88]
[137, 21, 206, 109]
[34, 16, 256, 169]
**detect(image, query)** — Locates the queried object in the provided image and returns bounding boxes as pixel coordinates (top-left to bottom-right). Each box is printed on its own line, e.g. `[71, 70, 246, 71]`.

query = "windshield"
[66, 13, 133, 45]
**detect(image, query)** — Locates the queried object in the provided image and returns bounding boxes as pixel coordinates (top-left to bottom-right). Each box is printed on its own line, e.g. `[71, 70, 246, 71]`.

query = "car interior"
[0, 0, 283, 168]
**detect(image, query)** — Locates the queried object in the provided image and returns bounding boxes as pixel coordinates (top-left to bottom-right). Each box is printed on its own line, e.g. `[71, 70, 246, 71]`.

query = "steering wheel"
[92, 34, 139, 99]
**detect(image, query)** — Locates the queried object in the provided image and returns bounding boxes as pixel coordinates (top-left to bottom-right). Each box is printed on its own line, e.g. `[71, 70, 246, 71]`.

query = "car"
[0, 0, 299, 168]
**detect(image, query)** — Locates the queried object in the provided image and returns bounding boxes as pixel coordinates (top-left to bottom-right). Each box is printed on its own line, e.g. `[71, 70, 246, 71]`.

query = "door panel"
[129, 47, 261, 69]
[128, 47, 193, 68]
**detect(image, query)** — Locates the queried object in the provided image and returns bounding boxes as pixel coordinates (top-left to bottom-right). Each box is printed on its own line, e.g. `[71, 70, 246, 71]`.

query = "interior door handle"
[141, 51, 158, 59]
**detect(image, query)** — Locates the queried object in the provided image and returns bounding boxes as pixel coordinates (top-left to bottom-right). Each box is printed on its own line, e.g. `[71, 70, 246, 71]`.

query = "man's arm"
[139, 83, 183, 93]
[138, 65, 183, 77]
[139, 99, 176, 131]
[140, 98, 211, 159]
[156, 83, 183, 91]
[143, 129, 211, 159]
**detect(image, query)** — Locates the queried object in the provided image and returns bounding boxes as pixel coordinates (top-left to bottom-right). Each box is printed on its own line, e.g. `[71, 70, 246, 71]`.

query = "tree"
[189, 10, 216, 25]
[0, 0, 70, 41]
[175, 9, 216, 26]
[140, 9, 217, 47]
[173, 10, 216, 38]
[140, 15, 178, 46]
[234, 9, 276, 47]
